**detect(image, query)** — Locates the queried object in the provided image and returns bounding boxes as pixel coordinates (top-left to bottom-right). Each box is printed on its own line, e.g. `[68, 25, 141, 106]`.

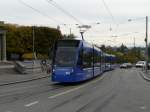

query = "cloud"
[0, 0, 150, 46]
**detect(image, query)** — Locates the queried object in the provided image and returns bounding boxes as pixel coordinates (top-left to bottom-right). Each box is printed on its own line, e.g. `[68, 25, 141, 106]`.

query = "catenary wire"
[19, 0, 64, 24]
[46, 0, 84, 25]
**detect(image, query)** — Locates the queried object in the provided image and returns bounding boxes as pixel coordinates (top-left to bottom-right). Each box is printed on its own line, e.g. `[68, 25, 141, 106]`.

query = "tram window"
[77, 50, 83, 67]
[101, 54, 105, 67]
[93, 50, 101, 67]
[105, 56, 110, 64]
[54, 47, 76, 67]
[82, 49, 93, 68]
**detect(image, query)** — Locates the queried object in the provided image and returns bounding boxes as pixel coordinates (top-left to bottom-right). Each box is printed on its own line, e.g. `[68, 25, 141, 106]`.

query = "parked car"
[120, 63, 132, 68]
[135, 61, 146, 68]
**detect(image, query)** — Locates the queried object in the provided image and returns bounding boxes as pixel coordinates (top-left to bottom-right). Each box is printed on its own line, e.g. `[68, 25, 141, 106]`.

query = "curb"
[140, 71, 150, 81]
[0, 65, 14, 69]
[0, 74, 50, 86]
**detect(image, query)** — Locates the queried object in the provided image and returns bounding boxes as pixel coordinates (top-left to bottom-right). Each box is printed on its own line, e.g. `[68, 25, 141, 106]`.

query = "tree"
[100, 44, 144, 63]
[117, 44, 128, 53]
[62, 34, 76, 39]
[0, 23, 62, 60]
[100, 45, 106, 52]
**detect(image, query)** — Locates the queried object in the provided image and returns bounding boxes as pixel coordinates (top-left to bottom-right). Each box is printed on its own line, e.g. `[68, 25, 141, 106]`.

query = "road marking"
[24, 101, 39, 107]
[139, 71, 150, 81]
[94, 86, 97, 89]
[48, 86, 83, 99]
[48, 75, 106, 99]
[0, 84, 50, 98]
[140, 106, 147, 110]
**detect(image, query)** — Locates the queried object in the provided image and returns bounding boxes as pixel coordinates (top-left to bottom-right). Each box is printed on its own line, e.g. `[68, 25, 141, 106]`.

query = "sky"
[0, 0, 150, 47]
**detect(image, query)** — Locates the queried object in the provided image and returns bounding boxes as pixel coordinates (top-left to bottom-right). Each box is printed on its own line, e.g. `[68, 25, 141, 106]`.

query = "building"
[0, 29, 6, 61]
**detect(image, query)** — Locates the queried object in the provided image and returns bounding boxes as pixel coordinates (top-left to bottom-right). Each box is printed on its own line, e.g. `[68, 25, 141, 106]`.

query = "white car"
[120, 63, 132, 68]
[135, 61, 146, 68]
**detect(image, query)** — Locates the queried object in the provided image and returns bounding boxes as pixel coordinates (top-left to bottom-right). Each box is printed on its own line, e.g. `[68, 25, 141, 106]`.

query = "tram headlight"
[71, 69, 74, 73]
[66, 69, 74, 75]
[66, 72, 71, 75]
[52, 69, 55, 73]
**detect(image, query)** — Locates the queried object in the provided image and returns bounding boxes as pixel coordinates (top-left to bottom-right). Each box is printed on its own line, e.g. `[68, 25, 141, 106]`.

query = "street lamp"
[145, 16, 148, 72]
[128, 16, 149, 72]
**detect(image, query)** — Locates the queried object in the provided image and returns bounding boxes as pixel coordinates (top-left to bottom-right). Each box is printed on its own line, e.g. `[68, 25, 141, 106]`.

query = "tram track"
[0, 78, 70, 105]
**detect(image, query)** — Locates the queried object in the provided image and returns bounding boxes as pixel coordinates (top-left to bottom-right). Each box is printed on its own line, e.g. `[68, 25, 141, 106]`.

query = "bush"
[36, 53, 49, 59]
[22, 53, 34, 60]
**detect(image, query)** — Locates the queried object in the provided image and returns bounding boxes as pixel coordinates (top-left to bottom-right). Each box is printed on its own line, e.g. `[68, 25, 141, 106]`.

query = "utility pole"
[145, 16, 148, 72]
[32, 26, 36, 60]
[32, 26, 35, 74]
[133, 37, 135, 49]
[69, 28, 72, 35]
[133, 37, 136, 55]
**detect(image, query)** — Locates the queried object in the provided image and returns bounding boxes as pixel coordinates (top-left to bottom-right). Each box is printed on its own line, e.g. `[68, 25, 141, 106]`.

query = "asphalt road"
[0, 68, 150, 112]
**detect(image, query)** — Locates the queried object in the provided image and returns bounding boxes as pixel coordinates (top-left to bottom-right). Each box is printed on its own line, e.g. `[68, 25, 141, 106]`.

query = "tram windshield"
[54, 47, 77, 67]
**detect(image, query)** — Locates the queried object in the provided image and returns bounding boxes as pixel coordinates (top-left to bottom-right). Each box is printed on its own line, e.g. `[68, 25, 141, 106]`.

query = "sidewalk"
[0, 61, 14, 69]
[140, 70, 150, 81]
[0, 66, 50, 86]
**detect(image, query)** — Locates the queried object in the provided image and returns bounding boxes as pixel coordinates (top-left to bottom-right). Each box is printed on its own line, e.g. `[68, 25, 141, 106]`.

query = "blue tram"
[51, 39, 116, 83]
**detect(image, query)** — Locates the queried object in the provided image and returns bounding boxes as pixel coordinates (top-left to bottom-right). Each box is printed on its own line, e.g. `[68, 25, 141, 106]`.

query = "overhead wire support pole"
[70, 28, 72, 35]
[145, 16, 148, 72]
[128, 17, 149, 71]
[32, 26, 36, 60]
[134, 37, 135, 49]
[32, 26, 35, 74]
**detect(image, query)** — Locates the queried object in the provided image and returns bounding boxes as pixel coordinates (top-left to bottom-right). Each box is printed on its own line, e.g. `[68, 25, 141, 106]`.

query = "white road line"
[48, 86, 83, 99]
[48, 75, 106, 99]
[24, 101, 39, 107]
[140, 106, 147, 110]
[0, 83, 51, 98]
[94, 86, 97, 89]
[139, 71, 150, 81]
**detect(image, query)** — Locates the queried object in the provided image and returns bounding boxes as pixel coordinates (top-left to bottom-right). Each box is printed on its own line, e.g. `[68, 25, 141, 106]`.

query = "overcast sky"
[0, 0, 150, 47]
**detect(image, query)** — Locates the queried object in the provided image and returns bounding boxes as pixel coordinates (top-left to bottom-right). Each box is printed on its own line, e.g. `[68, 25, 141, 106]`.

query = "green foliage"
[117, 44, 128, 53]
[101, 44, 144, 63]
[33, 26, 62, 54]
[36, 53, 49, 59]
[62, 34, 76, 39]
[0, 24, 62, 59]
[22, 53, 34, 60]
[100, 45, 106, 52]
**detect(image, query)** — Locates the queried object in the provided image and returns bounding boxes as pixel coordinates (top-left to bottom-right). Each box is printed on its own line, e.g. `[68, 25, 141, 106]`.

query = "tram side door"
[82, 48, 93, 78]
